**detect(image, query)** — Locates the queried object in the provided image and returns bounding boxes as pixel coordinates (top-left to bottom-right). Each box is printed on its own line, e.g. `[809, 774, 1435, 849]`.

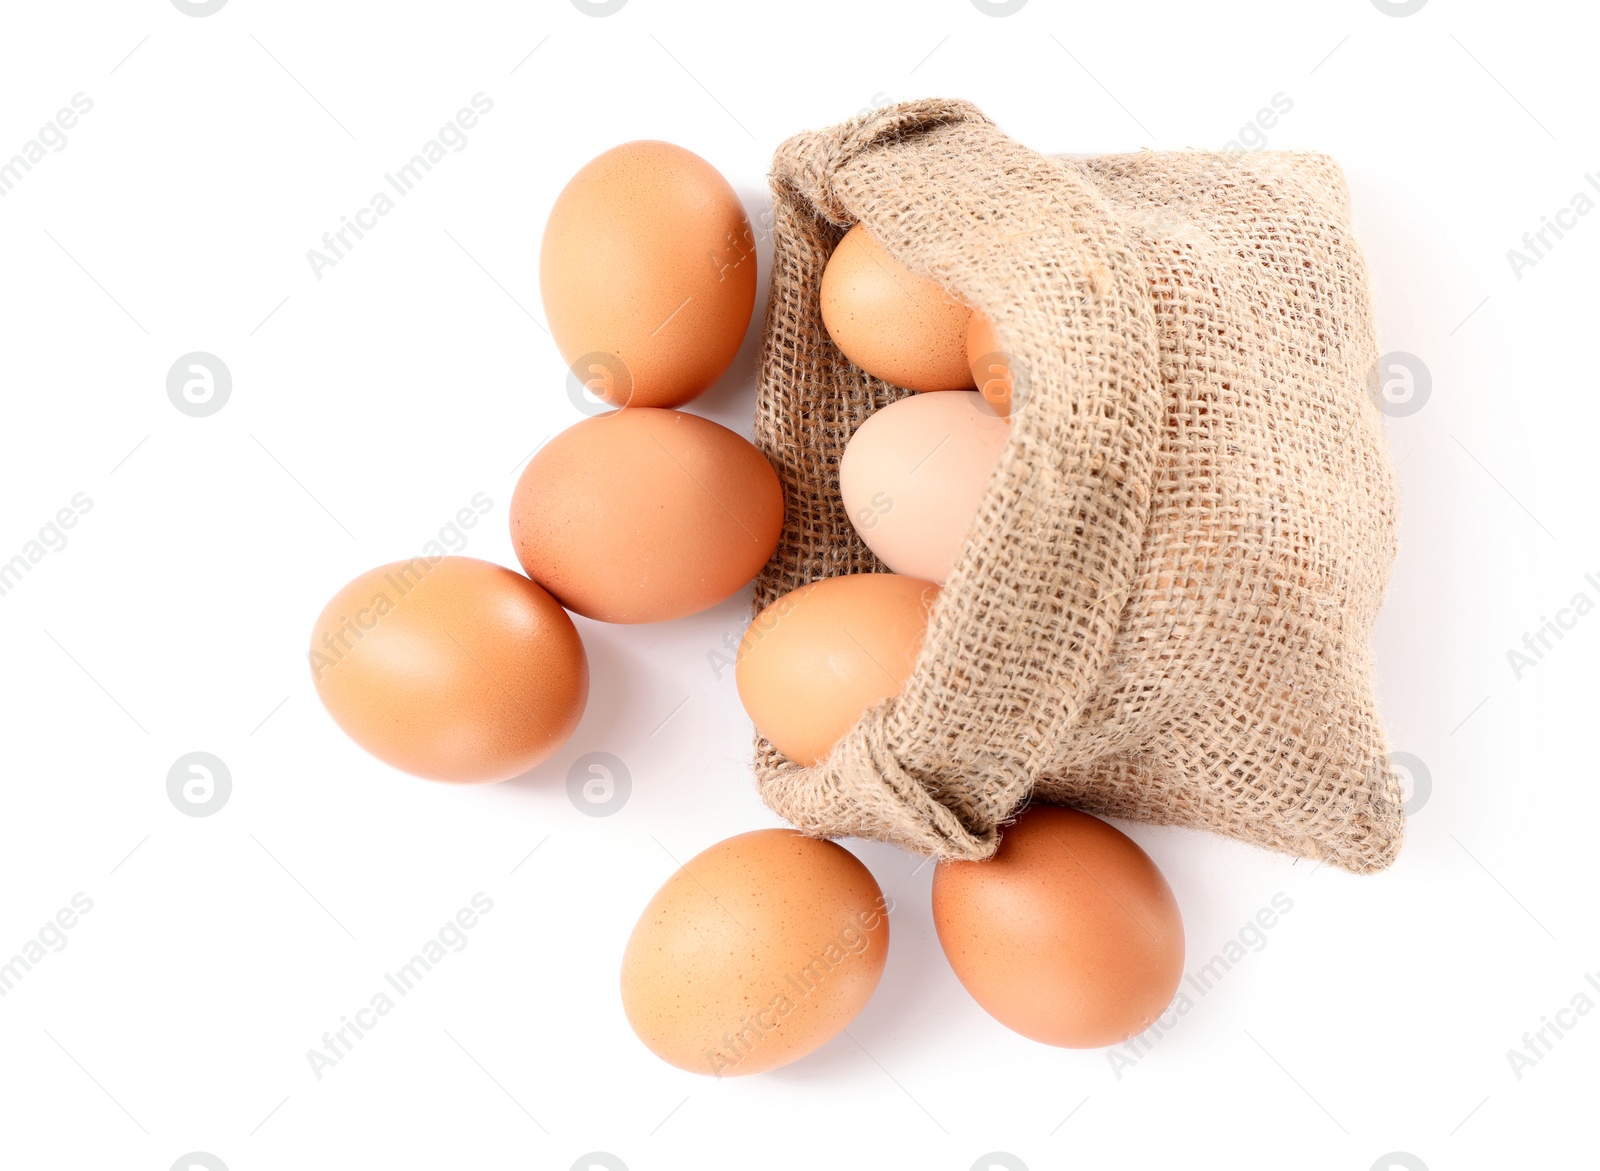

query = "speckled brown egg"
[308, 556, 588, 783]
[540, 141, 758, 409]
[736, 573, 938, 766]
[932, 805, 1185, 1048]
[620, 829, 890, 1077]
[510, 408, 784, 624]
[820, 223, 974, 392]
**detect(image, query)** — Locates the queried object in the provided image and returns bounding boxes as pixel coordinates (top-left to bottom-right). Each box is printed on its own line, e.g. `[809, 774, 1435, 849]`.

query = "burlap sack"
[749, 99, 1403, 875]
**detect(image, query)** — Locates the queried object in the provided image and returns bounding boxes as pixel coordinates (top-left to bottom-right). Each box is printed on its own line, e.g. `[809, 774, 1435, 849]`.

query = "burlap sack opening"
[750, 99, 1403, 875]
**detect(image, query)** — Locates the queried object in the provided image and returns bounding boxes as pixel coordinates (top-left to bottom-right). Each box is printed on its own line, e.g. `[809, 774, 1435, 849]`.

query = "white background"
[0, 1, 1593, 1168]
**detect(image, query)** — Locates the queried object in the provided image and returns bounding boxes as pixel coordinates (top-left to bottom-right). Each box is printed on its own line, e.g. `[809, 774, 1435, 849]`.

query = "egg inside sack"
[840, 390, 1009, 584]
[736, 573, 938, 767]
[308, 557, 588, 784]
[820, 224, 974, 392]
[932, 805, 1185, 1048]
[966, 309, 1020, 417]
[510, 407, 784, 624]
[620, 829, 890, 1077]
[540, 140, 758, 410]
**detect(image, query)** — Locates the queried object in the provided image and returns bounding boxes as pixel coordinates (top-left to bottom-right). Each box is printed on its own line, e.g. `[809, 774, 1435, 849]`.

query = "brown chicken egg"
[966, 309, 1020, 417]
[540, 141, 758, 409]
[932, 805, 1185, 1048]
[510, 408, 784, 624]
[820, 224, 974, 392]
[839, 390, 1009, 584]
[736, 573, 938, 766]
[308, 556, 588, 783]
[621, 829, 890, 1077]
